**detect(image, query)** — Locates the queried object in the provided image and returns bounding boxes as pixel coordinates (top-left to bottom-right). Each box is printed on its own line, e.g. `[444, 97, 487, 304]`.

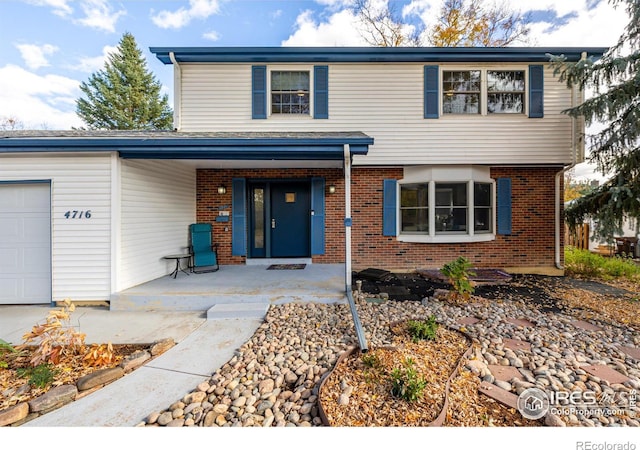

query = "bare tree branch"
[353, 0, 422, 47]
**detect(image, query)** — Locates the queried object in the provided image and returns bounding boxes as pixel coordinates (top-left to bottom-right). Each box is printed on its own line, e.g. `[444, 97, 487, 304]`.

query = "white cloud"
[151, 0, 221, 29]
[283, 0, 624, 49]
[314, 0, 355, 7]
[75, 0, 126, 33]
[526, 1, 626, 47]
[69, 45, 118, 73]
[282, 9, 366, 46]
[15, 43, 59, 70]
[24, 0, 73, 17]
[202, 30, 221, 41]
[271, 9, 283, 19]
[0, 64, 82, 129]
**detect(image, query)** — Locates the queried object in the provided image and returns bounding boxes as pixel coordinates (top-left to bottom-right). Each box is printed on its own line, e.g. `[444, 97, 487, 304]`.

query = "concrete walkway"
[0, 305, 263, 427]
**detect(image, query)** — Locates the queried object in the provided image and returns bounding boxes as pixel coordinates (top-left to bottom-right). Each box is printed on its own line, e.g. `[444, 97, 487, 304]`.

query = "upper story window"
[487, 71, 525, 114]
[442, 70, 481, 114]
[439, 68, 528, 116]
[271, 71, 310, 115]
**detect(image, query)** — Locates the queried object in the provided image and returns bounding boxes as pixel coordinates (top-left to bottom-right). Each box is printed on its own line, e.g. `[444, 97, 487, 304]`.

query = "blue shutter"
[529, 65, 544, 118]
[310, 177, 326, 255]
[314, 66, 329, 119]
[252, 66, 267, 119]
[383, 179, 397, 236]
[232, 178, 247, 255]
[423, 65, 439, 119]
[496, 178, 512, 235]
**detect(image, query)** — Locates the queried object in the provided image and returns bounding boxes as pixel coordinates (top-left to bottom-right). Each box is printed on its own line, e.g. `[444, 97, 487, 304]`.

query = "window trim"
[267, 65, 314, 119]
[397, 166, 496, 243]
[439, 66, 529, 117]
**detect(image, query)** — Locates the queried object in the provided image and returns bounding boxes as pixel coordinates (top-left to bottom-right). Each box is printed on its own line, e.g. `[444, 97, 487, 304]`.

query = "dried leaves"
[18, 299, 86, 366]
[553, 285, 640, 330]
[319, 326, 470, 426]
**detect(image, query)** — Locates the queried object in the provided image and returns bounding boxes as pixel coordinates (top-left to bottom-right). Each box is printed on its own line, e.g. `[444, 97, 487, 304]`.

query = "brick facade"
[196, 166, 564, 271]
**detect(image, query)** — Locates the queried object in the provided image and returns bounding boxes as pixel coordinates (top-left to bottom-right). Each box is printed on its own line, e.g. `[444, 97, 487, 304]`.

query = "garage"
[0, 182, 51, 304]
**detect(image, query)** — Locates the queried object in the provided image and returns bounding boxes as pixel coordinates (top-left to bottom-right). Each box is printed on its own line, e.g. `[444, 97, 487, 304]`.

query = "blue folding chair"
[189, 223, 219, 273]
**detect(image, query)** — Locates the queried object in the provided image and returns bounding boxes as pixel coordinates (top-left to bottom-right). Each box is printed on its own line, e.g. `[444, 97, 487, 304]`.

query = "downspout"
[555, 51, 586, 270]
[169, 52, 181, 131]
[344, 144, 368, 352]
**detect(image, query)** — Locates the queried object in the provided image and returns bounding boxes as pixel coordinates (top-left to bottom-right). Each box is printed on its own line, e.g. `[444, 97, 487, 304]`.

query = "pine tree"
[76, 32, 173, 130]
[550, 0, 639, 241]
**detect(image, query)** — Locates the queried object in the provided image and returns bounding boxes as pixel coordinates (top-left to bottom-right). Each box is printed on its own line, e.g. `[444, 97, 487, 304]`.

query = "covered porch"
[110, 263, 347, 316]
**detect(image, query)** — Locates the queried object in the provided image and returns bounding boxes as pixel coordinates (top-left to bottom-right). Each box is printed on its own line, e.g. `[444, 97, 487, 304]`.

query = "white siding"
[179, 63, 576, 165]
[0, 154, 112, 302]
[119, 159, 196, 291]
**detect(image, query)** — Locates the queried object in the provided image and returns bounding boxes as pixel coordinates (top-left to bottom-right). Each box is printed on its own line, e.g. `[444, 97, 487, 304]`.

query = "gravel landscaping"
[140, 275, 640, 428]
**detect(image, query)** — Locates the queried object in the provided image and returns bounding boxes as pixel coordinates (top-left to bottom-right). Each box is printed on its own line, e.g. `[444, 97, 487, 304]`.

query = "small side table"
[163, 254, 192, 278]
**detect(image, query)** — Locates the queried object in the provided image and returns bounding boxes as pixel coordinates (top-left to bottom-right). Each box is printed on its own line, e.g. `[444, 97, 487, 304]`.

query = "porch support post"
[344, 144, 368, 352]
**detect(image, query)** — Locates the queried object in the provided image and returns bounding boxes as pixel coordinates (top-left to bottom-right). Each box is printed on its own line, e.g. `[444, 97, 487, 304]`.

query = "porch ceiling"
[0, 130, 372, 161]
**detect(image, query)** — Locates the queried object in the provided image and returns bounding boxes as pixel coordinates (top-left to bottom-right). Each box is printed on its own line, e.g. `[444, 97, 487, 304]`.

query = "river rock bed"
[141, 287, 640, 427]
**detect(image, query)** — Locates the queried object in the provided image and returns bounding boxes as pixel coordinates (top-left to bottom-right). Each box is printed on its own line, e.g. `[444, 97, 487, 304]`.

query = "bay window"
[400, 183, 429, 233]
[398, 166, 495, 243]
[435, 183, 468, 233]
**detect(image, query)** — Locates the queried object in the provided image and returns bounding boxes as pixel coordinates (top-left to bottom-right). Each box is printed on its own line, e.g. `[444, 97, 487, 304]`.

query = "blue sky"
[0, 0, 628, 178]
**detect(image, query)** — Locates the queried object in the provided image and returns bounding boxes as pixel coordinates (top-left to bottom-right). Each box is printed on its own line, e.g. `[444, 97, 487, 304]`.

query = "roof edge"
[149, 46, 609, 65]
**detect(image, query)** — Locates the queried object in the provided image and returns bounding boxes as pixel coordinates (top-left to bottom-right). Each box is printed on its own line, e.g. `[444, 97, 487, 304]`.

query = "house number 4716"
[64, 210, 92, 219]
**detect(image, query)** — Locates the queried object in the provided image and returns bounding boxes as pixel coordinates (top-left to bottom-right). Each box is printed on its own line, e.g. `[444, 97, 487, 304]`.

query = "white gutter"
[169, 52, 181, 131]
[555, 52, 586, 270]
[344, 144, 367, 352]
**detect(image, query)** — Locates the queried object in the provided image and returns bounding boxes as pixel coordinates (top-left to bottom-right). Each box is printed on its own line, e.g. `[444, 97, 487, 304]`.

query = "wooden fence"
[565, 223, 590, 250]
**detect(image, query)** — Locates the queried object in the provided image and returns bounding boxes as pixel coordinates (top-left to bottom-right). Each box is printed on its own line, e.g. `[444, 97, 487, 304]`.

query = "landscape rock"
[150, 338, 175, 356]
[120, 350, 151, 372]
[0, 403, 29, 427]
[28, 385, 77, 413]
[76, 367, 124, 391]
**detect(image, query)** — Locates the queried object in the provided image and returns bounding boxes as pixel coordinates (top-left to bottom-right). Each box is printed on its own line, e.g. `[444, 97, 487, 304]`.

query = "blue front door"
[271, 182, 310, 258]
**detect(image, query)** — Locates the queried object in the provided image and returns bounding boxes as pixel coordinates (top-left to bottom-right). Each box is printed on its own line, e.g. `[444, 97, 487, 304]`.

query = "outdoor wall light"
[217, 186, 227, 194]
[328, 185, 336, 194]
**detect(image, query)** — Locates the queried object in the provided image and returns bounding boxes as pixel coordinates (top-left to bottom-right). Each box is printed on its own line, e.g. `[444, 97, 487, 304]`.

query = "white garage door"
[0, 183, 51, 304]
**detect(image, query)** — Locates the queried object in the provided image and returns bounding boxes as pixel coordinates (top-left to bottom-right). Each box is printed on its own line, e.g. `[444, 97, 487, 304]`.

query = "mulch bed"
[353, 270, 638, 317]
[319, 324, 471, 426]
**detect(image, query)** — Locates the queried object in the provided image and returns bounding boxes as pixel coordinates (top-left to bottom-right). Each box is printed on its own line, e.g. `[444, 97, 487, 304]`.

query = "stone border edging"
[0, 338, 174, 427]
[316, 320, 474, 427]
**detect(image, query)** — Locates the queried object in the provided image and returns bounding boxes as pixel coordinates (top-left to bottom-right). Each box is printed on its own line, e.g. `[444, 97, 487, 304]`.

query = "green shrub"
[565, 246, 640, 280]
[17, 363, 59, 389]
[390, 357, 427, 402]
[407, 316, 439, 342]
[441, 257, 476, 302]
[0, 339, 19, 369]
[361, 351, 382, 369]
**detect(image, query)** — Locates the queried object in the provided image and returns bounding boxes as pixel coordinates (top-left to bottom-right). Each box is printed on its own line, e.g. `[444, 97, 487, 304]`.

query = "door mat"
[267, 264, 306, 270]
